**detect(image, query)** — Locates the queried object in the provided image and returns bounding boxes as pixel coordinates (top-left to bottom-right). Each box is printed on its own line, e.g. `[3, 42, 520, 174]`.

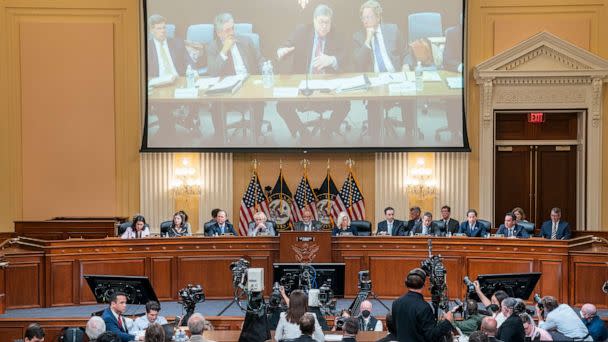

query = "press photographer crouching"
[392, 268, 454, 342]
[536, 296, 592, 341]
[451, 298, 485, 336]
[331, 309, 352, 332]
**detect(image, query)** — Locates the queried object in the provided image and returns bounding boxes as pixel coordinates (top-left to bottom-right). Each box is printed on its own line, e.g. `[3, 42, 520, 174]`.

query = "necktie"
[220, 225, 225, 234]
[373, 33, 387, 72]
[422, 226, 428, 235]
[137, 231, 141, 239]
[117, 314, 123, 330]
[312, 38, 324, 74]
[388, 222, 392, 235]
[159, 42, 173, 76]
[551, 223, 558, 239]
[508, 228, 513, 237]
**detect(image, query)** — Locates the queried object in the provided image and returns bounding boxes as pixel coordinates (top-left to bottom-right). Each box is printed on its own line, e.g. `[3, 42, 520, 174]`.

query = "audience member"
[133, 301, 168, 332]
[143, 323, 164, 342]
[452, 298, 485, 335]
[293, 313, 317, 342]
[376, 311, 397, 342]
[496, 297, 525, 342]
[376, 207, 406, 236]
[342, 317, 360, 342]
[392, 268, 454, 341]
[469, 330, 490, 342]
[275, 290, 324, 341]
[121, 215, 150, 239]
[97, 332, 121, 342]
[24, 323, 45, 342]
[519, 313, 552, 341]
[358, 300, 383, 331]
[480, 317, 502, 342]
[86, 316, 107, 342]
[188, 313, 215, 342]
[540, 207, 571, 240]
[537, 296, 591, 341]
[101, 291, 135, 342]
[580, 303, 608, 342]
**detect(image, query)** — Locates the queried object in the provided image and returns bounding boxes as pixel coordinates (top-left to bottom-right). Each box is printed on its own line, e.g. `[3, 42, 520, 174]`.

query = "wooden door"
[494, 146, 532, 226]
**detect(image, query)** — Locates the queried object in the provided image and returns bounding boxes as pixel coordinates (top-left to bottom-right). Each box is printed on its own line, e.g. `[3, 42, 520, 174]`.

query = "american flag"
[316, 173, 346, 227]
[293, 175, 318, 222]
[338, 171, 365, 221]
[238, 172, 269, 236]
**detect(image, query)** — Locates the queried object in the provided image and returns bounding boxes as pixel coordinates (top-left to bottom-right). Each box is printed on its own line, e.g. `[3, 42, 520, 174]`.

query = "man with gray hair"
[86, 316, 106, 342]
[581, 303, 608, 341]
[188, 313, 213, 342]
[496, 297, 525, 342]
[276, 4, 349, 141]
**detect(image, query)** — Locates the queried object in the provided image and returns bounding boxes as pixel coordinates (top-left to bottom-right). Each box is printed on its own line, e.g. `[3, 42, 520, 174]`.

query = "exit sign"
[528, 112, 545, 123]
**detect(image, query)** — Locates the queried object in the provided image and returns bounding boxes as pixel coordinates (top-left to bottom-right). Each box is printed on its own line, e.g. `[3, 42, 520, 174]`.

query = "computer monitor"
[475, 272, 542, 300]
[84, 274, 159, 305]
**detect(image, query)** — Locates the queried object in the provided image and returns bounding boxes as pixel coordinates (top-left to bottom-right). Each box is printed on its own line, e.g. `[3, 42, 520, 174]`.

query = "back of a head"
[97, 332, 121, 342]
[188, 313, 206, 335]
[481, 316, 498, 335]
[343, 317, 359, 336]
[86, 316, 106, 340]
[405, 268, 426, 290]
[501, 297, 518, 316]
[541, 296, 559, 313]
[24, 323, 45, 341]
[144, 323, 165, 342]
[385, 312, 395, 334]
[513, 298, 526, 315]
[287, 290, 309, 323]
[299, 313, 316, 336]
[468, 331, 489, 342]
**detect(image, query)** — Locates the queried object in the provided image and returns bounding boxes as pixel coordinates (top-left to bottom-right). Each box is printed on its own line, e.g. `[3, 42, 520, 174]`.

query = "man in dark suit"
[208, 210, 237, 236]
[540, 207, 571, 240]
[207, 12, 266, 142]
[496, 298, 526, 342]
[147, 14, 185, 79]
[413, 212, 442, 236]
[406, 206, 422, 233]
[293, 313, 317, 342]
[294, 208, 322, 231]
[458, 209, 489, 237]
[496, 212, 529, 238]
[376, 311, 397, 342]
[438, 205, 460, 235]
[276, 4, 349, 141]
[352, 0, 407, 141]
[101, 292, 135, 342]
[376, 206, 406, 236]
[392, 268, 454, 341]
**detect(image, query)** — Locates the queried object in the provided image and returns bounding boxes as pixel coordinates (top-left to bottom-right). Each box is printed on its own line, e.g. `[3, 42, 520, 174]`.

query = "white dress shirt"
[221, 42, 248, 75]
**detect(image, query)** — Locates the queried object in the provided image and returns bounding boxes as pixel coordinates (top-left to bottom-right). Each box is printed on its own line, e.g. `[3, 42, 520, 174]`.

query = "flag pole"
[327, 159, 334, 227]
[346, 158, 355, 218]
[252, 159, 259, 213]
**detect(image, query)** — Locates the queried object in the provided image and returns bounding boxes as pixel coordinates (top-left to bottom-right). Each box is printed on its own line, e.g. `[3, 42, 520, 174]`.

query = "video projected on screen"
[143, 0, 467, 151]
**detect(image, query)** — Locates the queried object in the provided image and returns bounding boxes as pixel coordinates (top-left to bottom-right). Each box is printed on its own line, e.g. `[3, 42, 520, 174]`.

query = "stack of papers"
[206, 74, 247, 95]
[388, 81, 416, 94]
[336, 75, 370, 93]
[195, 77, 220, 90]
[446, 76, 463, 89]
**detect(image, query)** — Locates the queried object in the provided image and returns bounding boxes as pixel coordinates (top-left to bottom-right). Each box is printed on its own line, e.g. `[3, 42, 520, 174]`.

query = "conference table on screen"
[2, 234, 606, 311]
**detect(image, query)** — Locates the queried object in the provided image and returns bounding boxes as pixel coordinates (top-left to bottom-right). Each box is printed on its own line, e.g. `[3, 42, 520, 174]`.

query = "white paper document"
[388, 81, 416, 94]
[273, 87, 299, 97]
[324, 334, 343, 341]
[423, 71, 442, 81]
[195, 77, 220, 89]
[298, 79, 339, 90]
[379, 72, 407, 83]
[174, 88, 199, 98]
[446, 76, 463, 89]
[336, 75, 369, 93]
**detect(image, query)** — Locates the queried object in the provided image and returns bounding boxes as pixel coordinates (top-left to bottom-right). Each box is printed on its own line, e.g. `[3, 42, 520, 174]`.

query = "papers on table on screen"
[206, 74, 247, 94]
[273, 87, 299, 97]
[195, 77, 220, 89]
[404, 70, 442, 82]
[446, 76, 464, 89]
[148, 74, 177, 87]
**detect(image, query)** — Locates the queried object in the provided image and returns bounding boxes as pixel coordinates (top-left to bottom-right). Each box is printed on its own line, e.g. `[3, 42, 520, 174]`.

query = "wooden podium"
[279, 231, 332, 263]
[0, 251, 7, 314]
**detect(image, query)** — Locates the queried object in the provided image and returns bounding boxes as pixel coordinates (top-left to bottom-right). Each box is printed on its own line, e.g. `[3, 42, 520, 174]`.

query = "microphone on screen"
[300, 38, 313, 97]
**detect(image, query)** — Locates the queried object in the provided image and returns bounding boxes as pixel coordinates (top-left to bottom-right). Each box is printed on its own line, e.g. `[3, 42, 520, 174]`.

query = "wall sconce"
[171, 158, 201, 196]
[406, 158, 437, 199]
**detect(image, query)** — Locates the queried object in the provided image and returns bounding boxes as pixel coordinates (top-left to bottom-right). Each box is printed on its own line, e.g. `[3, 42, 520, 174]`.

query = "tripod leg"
[217, 299, 237, 316]
[369, 291, 391, 311]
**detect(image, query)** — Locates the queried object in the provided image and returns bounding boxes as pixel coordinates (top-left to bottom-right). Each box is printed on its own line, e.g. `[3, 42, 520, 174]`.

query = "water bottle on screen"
[415, 61, 424, 91]
[185, 64, 196, 89]
[262, 60, 274, 88]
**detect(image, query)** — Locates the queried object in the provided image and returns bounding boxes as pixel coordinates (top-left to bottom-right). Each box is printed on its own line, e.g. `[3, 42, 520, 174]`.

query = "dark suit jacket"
[352, 23, 405, 72]
[412, 222, 442, 236]
[406, 218, 421, 234]
[458, 221, 488, 237]
[435, 218, 460, 235]
[332, 226, 358, 236]
[294, 220, 322, 231]
[540, 220, 571, 240]
[496, 315, 525, 342]
[496, 224, 529, 238]
[147, 37, 185, 78]
[376, 332, 398, 342]
[392, 291, 453, 342]
[443, 24, 463, 72]
[209, 222, 237, 236]
[292, 335, 316, 342]
[377, 219, 406, 236]
[280, 24, 345, 74]
[207, 35, 263, 77]
[101, 307, 134, 342]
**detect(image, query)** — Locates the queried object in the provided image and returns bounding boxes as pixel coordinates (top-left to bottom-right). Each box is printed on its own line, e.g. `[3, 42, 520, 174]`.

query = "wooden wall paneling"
[570, 253, 608, 308]
[150, 257, 174, 300]
[539, 260, 564, 300]
[368, 257, 415, 298]
[6, 262, 42, 309]
[79, 258, 146, 304]
[49, 261, 74, 306]
[0, 267, 5, 314]
[0, 327, 23, 342]
[467, 257, 535, 278]
[177, 256, 237, 299]
[343, 256, 363, 298]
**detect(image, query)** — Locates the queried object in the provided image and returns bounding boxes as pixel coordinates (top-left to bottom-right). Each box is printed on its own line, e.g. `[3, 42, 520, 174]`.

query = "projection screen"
[142, 0, 468, 151]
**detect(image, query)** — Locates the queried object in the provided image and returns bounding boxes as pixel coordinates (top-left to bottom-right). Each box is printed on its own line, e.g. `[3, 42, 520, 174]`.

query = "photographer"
[392, 268, 454, 342]
[536, 296, 592, 341]
[358, 300, 383, 331]
[451, 298, 485, 336]
[331, 309, 352, 331]
[275, 290, 325, 342]
[580, 303, 608, 342]
[519, 313, 552, 341]
[496, 297, 525, 342]
[473, 280, 509, 327]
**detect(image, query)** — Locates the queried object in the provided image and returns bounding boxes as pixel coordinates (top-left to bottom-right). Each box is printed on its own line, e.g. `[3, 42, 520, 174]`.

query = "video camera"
[335, 316, 347, 330]
[177, 284, 205, 326]
[318, 280, 337, 316]
[268, 282, 284, 310]
[230, 258, 251, 289]
[358, 270, 372, 292]
[229, 258, 266, 316]
[278, 264, 316, 295]
[420, 240, 449, 315]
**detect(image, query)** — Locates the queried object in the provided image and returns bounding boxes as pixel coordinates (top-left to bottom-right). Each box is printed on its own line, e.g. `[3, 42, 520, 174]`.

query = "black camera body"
[358, 270, 372, 292]
[230, 258, 251, 288]
[534, 293, 543, 310]
[335, 316, 347, 330]
[178, 284, 205, 308]
[463, 276, 475, 293]
[268, 282, 283, 309]
[421, 240, 449, 314]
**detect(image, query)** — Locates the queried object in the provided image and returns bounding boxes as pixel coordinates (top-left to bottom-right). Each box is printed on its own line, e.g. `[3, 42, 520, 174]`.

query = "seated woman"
[167, 211, 191, 237]
[332, 212, 358, 236]
[248, 211, 276, 236]
[178, 210, 192, 234]
[275, 290, 325, 342]
[512, 207, 534, 234]
[121, 215, 150, 239]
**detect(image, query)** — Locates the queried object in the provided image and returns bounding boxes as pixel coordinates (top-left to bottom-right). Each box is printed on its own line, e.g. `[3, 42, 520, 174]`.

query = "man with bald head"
[480, 317, 501, 342]
[581, 303, 608, 341]
[358, 300, 383, 331]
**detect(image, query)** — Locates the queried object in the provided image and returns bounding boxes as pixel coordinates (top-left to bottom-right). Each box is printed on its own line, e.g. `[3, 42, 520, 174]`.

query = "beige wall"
[1, 0, 608, 232]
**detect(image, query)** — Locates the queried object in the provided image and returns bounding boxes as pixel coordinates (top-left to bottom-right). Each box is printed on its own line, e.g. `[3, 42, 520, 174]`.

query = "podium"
[0, 252, 7, 314]
[278, 231, 332, 263]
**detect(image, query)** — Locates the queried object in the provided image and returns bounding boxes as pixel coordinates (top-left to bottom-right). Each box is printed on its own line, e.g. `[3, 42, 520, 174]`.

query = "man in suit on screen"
[540, 207, 571, 240]
[376, 206, 406, 236]
[207, 12, 266, 143]
[101, 292, 135, 342]
[147, 14, 185, 80]
[294, 208, 322, 231]
[276, 4, 349, 141]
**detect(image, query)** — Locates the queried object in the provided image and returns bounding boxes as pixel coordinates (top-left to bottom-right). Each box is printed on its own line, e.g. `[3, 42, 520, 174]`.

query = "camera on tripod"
[268, 282, 283, 309]
[228, 258, 266, 316]
[420, 240, 449, 314]
[177, 284, 205, 326]
[230, 258, 251, 289]
[358, 270, 372, 292]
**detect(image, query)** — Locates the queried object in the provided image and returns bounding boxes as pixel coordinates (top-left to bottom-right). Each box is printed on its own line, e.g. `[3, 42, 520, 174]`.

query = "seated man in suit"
[377, 206, 406, 236]
[496, 212, 529, 238]
[438, 205, 460, 235]
[540, 207, 571, 240]
[101, 292, 135, 342]
[294, 208, 322, 231]
[276, 4, 349, 141]
[458, 209, 489, 237]
[208, 210, 237, 236]
[248, 211, 277, 236]
[207, 12, 266, 142]
[406, 206, 422, 232]
[352, 0, 406, 141]
[413, 212, 441, 236]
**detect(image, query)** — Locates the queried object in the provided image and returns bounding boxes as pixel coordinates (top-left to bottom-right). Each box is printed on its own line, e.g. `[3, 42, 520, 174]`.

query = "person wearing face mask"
[358, 300, 383, 331]
[473, 280, 509, 327]
[580, 303, 608, 342]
